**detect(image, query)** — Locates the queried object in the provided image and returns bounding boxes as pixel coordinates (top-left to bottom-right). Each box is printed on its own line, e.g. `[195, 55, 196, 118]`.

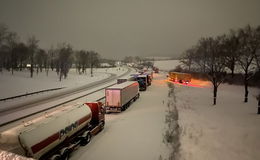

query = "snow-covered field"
[154, 60, 181, 71]
[0, 67, 126, 99]
[173, 82, 260, 160]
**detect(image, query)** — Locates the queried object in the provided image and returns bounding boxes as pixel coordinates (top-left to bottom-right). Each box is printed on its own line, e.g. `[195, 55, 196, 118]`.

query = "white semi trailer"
[0, 102, 105, 160]
[105, 81, 140, 113]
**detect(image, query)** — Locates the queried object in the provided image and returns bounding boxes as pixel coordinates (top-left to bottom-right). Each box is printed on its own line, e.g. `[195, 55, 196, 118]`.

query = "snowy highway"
[70, 73, 169, 160]
[0, 67, 133, 131]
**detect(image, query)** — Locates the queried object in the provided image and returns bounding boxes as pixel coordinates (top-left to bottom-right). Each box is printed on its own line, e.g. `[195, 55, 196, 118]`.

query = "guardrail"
[0, 85, 111, 127]
[0, 87, 65, 102]
[0, 67, 132, 127]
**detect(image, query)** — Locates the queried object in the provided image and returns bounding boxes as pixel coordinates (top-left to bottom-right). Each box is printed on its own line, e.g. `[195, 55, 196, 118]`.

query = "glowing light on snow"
[165, 79, 210, 88]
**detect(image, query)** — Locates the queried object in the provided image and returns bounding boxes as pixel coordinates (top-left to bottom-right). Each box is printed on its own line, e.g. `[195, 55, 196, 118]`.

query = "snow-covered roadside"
[173, 82, 260, 160]
[0, 67, 127, 99]
[0, 150, 34, 160]
[0, 67, 128, 109]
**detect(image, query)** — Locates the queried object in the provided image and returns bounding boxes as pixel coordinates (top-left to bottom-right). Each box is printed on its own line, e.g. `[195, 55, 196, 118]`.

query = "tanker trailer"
[0, 102, 105, 160]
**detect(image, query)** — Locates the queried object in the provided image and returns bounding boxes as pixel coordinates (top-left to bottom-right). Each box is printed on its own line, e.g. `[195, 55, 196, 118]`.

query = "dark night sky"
[0, 0, 260, 59]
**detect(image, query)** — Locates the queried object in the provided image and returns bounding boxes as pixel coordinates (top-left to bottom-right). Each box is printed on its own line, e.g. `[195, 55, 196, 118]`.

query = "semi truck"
[105, 81, 140, 113]
[0, 102, 105, 160]
[168, 72, 192, 83]
[137, 74, 149, 87]
[143, 72, 152, 85]
[129, 74, 147, 91]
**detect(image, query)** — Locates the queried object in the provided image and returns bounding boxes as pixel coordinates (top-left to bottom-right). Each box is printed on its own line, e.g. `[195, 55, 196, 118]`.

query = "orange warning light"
[166, 78, 210, 88]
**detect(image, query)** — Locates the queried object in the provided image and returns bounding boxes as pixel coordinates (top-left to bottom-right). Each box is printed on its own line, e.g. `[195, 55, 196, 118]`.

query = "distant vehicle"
[143, 71, 153, 83]
[140, 73, 152, 86]
[0, 102, 105, 160]
[168, 72, 192, 84]
[105, 81, 140, 113]
[117, 78, 128, 84]
[137, 74, 149, 88]
[153, 67, 159, 73]
[129, 73, 147, 91]
[117, 75, 138, 84]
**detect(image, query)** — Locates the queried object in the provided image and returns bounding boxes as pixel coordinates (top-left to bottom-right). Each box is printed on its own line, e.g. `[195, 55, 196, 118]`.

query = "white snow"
[154, 60, 181, 71]
[172, 81, 260, 160]
[0, 150, 33, 160]
[0, 63, 260, 160]
[0, 67, 128, 110]
[70, 73, 169, 160]
[0, 67, 126, 99]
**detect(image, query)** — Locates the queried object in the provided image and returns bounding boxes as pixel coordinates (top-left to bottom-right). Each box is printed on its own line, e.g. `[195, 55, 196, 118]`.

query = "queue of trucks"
[0, 69, 155, 160]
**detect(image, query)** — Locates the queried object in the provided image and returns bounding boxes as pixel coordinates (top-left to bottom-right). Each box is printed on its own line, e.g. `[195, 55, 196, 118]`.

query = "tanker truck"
[0, 102, 105, 160]
[105, 81, 140, 113]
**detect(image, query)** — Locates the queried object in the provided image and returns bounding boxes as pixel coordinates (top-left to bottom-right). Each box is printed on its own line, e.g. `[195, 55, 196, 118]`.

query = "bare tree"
[81, 50, 89, 74]
[197, 38, 210, 73]
[256, 50, 260, 113]
[27, 36, 39, 78]
[45, 47, 55, 76]
[0, 24, 9, 72]
[5, 32, 19, 75]
[13, 42, 29, 71]
[88, 51, 100, 77]
[224, 29, 239, 78]
[74, 50, 82, 74]
[237, 25, 259, 103]
[123, 56, 134, 64]
[134, 56, 142, 64]
[74, 50, 89, 74]
[35, 49, 47, 74]
[254, 26, 260, 114]
[56, 43, 73, 81]
[180, 47, 197, 72]
[200, 36, 227, 105]
[48, 45, 55, 71]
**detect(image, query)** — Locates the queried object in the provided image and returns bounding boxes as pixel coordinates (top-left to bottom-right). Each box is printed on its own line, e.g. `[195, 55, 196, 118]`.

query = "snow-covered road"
[70, 73, 169, 160]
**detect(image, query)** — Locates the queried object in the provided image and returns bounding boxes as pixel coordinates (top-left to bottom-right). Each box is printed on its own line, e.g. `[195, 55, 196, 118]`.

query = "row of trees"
[123, 56, 154, 68]
[0, 23, 101, 81]
[180, 25, 260, 105]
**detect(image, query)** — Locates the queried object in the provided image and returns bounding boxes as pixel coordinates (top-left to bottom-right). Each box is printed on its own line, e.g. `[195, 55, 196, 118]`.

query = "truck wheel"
[60, 147, 70, 160]
[50, 154, 61, 160]
[100, 121, 105, 131]
[80, 133, 91, 146]
[61, 151, 69, 160]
